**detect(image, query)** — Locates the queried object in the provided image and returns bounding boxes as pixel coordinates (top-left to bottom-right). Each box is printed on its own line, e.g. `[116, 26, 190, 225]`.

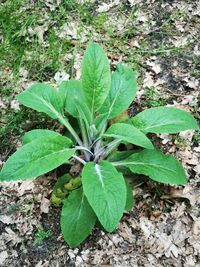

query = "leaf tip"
[147, 142, 154, 150]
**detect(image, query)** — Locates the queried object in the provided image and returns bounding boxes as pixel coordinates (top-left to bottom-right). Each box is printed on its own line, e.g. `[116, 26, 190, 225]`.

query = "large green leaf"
[59, 79, 92, 127]
[74, 98, 92, 128]
[107, 150, 134, 162]
[125, 181, 134, 211]
[59, 79, 82, 116]
[104, 123, 154, 149]
[113, 149, 187, 185]
[130, 107, 199, 133]
[99, 64, 137, 119]
[61, 187, 96, 247]
[82, 42, 111, 114]
[17, 83, 63, 119]
[23, 129, 67, 145]
[107, 150, 135, 175]
[0, 136, 76, 181]
[82, 160, 126, 232]
[59, 79, 84, 117]
[94, 113, 108, 132]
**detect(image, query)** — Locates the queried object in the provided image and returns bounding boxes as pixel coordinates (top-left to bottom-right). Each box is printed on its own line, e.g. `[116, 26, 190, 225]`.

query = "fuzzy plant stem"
[103, 139, 121, 158]
[94, 122, 108, 155]
[94, 139, 121, 162]
[72, 155, 86, 165]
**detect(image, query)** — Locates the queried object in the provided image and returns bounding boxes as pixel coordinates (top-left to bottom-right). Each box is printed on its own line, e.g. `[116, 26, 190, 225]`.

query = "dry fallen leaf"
[146, 59, 162, 74]
[0, 215, 13, 225]
[96, 0, 120, 13]
[35, 260, 50, 267]
[0, 98, 6, 109]
[17, 181, 35, 196]
[162, 185, 200, 206]
[183, 77, 199, 90]
[0, 251, 8, 265]
[40, 197, 50, 214]
[54, 71, 70, 83]
[193, 220, 200, 235]
[3, 227, 22, 245]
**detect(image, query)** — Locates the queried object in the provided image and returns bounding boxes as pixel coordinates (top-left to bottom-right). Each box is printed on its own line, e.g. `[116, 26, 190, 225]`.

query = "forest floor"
[0, 0, 199, 266]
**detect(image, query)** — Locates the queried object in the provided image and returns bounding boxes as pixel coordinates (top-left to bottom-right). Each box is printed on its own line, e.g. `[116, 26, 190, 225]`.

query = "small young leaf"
[0, 136, 76, 181]
[99, 64, 137, 119]
[82, 42, 111, 114]
[82, 160, 126, 232]
[61, 187, 96, 247]
[104, 123, 154, 149]
[23, 129, 66, 145]
[17, 83, 64, 119]
[125, 181, 134, 211]
[130, 107, 199, 133]
[113, 149, 187, 185]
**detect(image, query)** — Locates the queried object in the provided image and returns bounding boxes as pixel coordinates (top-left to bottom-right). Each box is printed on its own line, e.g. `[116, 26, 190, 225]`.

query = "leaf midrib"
[113, 161, 176, 174]
[73, 194, 85, 233]
[94, 165, 115, 230]
[139, 121, 186, 131]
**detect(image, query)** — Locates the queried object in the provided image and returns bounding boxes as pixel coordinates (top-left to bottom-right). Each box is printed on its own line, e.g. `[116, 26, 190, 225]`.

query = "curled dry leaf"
[4, 227, 22, 245]
[162, 185, 200, 206]
[54, 71, 70, 83]
[0, 251, 8, 266]
[40, 197, 50, 213]
[17, 181, 35, 196]
[35, 260, 50, 267]
[193, 220, 200, 235]
[0, 215, 13, 224]
[96, 0, 120, 13]
[0, 98, 6, 109]
[146, 59, 162, 74]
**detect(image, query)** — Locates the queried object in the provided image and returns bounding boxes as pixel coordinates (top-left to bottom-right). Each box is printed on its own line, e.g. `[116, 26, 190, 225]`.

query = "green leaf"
[59, 79, 82, 116]
[107, 150, 134, 162]
[130, 107, 199, 134]
[125, 181, 134, 211]
[107, 151, 135, 175]
[74, 98, 92, 127]
[82, 160, 126, 232]
[0, 136, 76, 181]
[82, 42, 111, 114]
[59, 79, 85, 118]
[61, 187, 96, 247]
[59, 79, 92, 129]
[104, 123, 154, 149]
[23, 129, 67, 145]
[65, 116, 81, 142]
[99, 64, 137, 119]
[94, 113, 108, 132]
[113, 149, 187, 185]
[17, 83, 64, 119]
